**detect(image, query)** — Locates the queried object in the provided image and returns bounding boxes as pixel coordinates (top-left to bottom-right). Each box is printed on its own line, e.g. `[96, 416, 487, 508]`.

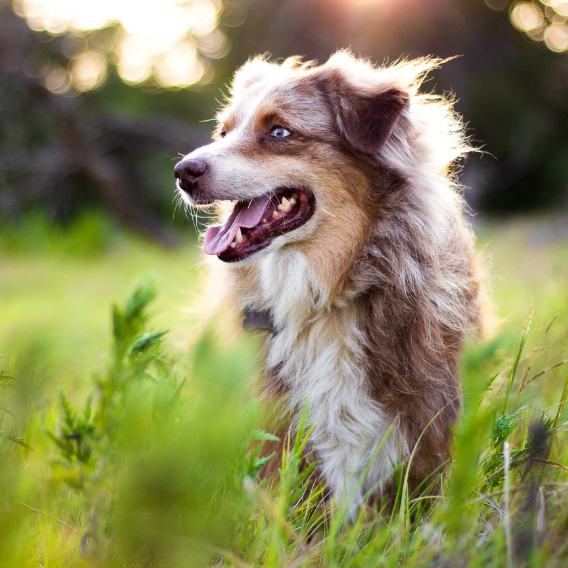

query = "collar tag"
[243, 306, 279, 335]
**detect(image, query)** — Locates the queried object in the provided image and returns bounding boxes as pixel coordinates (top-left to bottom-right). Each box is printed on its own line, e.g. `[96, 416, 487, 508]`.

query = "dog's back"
[175, 51, 491, 517]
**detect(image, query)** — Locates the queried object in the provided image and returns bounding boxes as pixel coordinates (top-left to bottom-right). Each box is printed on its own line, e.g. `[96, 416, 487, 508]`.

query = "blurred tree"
[1, 0, 567, 246]
[0, 2, 213, 245]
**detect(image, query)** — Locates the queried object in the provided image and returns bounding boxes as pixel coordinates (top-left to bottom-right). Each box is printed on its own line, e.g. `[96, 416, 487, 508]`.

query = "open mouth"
[203, 187, 315, 262]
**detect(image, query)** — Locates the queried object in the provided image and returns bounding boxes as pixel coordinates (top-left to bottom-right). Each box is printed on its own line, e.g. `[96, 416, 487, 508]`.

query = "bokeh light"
[509, 0, 568, 51]
[12, 0, 232, 91]
[511, 2, 544, 31]
[485, 0, 510, 10]
[72, 51, 107, 91]
[156, 41, 204, 88]
[43, 63, 71, 94]
[544, 21, 568, 49]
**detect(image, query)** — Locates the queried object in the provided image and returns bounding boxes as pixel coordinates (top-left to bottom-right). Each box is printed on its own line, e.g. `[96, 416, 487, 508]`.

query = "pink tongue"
[204, 195, 272, 255]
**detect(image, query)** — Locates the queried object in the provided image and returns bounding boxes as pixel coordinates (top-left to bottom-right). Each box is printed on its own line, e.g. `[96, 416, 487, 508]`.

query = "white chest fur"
[258, 248, 409, 517]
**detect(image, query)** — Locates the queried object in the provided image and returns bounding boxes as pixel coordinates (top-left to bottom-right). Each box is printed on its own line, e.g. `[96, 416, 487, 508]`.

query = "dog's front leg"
[304, 395, 406, 521]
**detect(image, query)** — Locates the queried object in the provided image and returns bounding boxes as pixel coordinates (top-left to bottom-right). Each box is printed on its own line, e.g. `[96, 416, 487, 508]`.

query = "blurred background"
[2, 0, 568, 226]
[1, 0, 568, 380]
[2, 4, 568, 563]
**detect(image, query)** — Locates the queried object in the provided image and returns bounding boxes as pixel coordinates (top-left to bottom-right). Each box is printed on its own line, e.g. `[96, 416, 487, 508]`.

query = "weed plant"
[1, 283, 568, 567]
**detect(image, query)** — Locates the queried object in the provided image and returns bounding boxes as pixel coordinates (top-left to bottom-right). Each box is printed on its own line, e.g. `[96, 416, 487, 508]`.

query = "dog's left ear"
[336, 87, 409, 155]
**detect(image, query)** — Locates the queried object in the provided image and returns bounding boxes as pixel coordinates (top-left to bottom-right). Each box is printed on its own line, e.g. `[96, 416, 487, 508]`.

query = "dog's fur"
[175, 51, 491, 517]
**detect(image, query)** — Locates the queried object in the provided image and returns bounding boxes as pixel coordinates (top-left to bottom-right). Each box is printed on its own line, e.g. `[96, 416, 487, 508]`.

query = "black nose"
[174, 158, 207, 192]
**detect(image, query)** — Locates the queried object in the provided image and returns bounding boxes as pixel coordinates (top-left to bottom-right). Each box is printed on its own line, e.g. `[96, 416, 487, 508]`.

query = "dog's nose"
[174, 158, 207, 192]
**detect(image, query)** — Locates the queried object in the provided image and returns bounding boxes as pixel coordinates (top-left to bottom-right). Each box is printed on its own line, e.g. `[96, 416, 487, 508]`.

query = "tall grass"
[1, 279, 567, 568]
[1, 213, 568, 567]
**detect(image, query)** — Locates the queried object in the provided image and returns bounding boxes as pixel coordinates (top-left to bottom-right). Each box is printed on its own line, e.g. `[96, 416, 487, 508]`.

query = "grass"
[1, 211, 568, 567]
[0, 211, 202, 394]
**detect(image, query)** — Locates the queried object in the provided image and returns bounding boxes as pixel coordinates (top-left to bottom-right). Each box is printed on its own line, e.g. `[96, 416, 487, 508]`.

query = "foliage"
[0, 352, 31, 451]
[0, 272, 567, 567]
[0, 209, 119, 256]
[34, 280, 256, 566]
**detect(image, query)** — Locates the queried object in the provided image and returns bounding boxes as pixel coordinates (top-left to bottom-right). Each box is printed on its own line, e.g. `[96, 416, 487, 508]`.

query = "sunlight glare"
[117, 35, 154, 84]
[511, 2, 545, 31]
[156, 41, 204, 87]
[196, 28, 230, 58]
[14, 0, 228, 89]
[544, 22, 568, 49]
[44, 63, 71, 94]
[541, 0, 568, 16]
[72, 51, 107, 91]
[510, 0, 568, 52]
[188, 0, 220, 35]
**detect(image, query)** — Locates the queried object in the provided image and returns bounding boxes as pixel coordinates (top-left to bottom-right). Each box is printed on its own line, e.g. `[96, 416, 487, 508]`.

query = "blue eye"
[271, 126, 292, 138]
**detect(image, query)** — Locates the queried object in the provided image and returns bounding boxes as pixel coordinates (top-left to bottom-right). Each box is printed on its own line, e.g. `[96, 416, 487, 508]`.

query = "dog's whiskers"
[314, 204, 336, 218]
[172, 194, 182, 220]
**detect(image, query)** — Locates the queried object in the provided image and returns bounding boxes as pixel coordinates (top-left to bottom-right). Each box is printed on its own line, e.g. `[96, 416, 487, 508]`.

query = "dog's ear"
[318, 54, 410, 155]
[337, 88, 409, 155]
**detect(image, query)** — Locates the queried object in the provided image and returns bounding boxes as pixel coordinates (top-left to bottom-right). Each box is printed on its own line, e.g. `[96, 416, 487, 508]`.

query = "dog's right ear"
[319, 59, 410, 155]
[335, 88, 409, 155]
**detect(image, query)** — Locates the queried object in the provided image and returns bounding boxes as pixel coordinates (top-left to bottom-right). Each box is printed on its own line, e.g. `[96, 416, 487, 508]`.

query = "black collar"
[243, 306, 280, 335]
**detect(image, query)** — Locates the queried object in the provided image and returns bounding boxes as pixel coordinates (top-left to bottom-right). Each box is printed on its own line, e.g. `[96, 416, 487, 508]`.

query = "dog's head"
[174, 51, 464, 294]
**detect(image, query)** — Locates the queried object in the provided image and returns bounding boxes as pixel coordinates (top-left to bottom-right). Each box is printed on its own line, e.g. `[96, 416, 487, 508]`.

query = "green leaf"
[254, 452, 276, 470]
[128, 329, 168, 357]
[124, 280, 156, 321]
[250, 430, 280, 442]
[6, 435, 34, 451]
[0, 404, 15, 417]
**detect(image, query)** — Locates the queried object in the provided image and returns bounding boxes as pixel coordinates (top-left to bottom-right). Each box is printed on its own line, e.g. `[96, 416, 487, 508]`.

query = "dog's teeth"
[230, 242, 236, 248]
[262, 218, 267, 223]
[272, 210, 278, 218]
[289, 197, 297, 205]
[278, 197, 291, 211]
[292, 192, 298, 199]
[235, 228, 243, 243]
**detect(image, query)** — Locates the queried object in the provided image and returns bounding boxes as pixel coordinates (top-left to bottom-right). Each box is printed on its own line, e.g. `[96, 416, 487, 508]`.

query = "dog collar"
[243, 306, 280, 335]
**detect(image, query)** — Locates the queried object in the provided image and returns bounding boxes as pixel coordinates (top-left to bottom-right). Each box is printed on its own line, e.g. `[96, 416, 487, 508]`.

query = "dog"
[174, 51, 490, 518]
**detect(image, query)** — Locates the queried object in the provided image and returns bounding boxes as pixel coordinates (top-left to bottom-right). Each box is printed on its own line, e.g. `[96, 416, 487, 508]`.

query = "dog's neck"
[226, 247, 407, 516]
[233, 245, 364, 341]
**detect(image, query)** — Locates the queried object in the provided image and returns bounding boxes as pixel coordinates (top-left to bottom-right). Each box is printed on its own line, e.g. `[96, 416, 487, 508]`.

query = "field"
[1, 212, 568, 567]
